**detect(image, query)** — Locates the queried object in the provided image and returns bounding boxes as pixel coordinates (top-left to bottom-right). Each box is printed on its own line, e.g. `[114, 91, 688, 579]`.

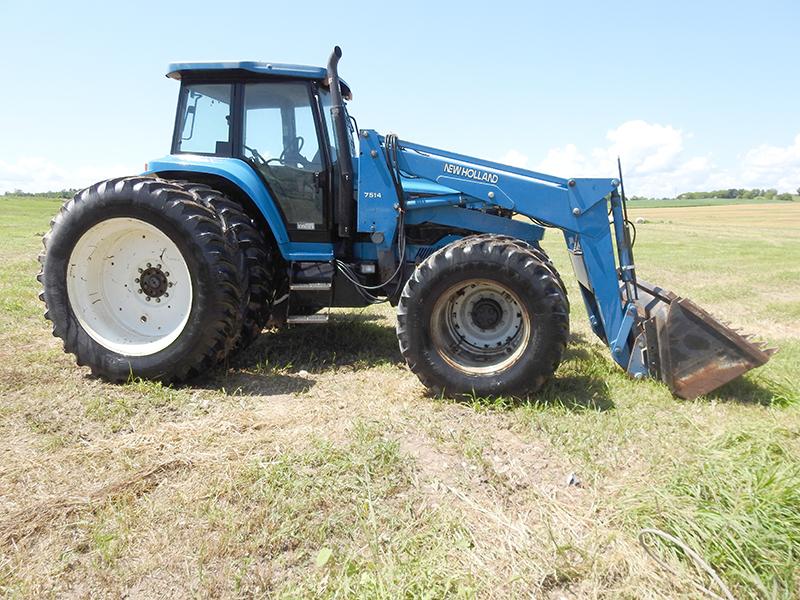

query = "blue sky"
[1, 0, 799, 196]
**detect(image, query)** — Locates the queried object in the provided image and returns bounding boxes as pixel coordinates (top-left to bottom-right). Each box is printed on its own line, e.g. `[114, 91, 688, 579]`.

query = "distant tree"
[3, 188, 79, 198]
[796, 186, 800, 196]
[777, 193, 793, 201]
[675, 187, 788, 200]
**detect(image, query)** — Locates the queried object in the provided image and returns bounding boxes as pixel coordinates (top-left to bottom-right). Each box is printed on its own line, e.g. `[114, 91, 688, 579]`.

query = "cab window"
[243, 82, 325, 229]
[176, 84, 232, 155]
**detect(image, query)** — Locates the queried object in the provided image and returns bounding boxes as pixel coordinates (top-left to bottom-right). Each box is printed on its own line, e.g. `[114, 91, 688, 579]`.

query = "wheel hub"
[66, 217, 192, 356]
[430, 279, 531, 374]
[139, 265, 169, 298]
[471, 298, 502, 330]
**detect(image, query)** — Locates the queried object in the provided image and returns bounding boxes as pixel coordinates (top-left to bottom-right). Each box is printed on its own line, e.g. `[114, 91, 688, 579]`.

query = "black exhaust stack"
[326, 46, 355, 241]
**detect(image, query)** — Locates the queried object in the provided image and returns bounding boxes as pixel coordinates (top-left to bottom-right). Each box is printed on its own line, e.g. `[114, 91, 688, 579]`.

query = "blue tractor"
[38, 47, 774, 399]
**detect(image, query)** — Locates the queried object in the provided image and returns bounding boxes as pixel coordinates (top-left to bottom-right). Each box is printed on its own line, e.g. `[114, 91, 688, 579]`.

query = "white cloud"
[601, 120, 685, 176]
[739, 134, 800, 193]
[536, 143, 588, 176]
[0, 157, 138, 194]
[502, 123, 800, 197]
[499, 149, 529, 169]
[534, 121, 715, 197]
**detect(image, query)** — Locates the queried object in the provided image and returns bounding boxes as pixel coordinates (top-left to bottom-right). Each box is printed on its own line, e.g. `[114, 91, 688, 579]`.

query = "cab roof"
[167, 61, 352, 98]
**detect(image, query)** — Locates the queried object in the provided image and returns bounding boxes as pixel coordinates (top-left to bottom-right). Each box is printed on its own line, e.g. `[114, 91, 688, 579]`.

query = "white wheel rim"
[66, 217, 193, 356]
[430, 279, 531, 375]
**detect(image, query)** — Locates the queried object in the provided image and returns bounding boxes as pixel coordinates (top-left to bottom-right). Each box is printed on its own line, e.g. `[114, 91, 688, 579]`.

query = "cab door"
[240, 81, 332, 241]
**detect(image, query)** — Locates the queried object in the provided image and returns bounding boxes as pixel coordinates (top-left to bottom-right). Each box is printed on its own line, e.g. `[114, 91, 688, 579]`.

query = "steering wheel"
[280, 136, 304, 160]
[244, 144, 268, 166]
[280, 136, 311, 168]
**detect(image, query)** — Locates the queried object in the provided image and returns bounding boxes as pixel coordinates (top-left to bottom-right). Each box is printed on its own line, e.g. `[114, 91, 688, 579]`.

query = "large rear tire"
[38, 177, 244, 382]
[396, 235, 569, 397]
[178, 183, 275, 350]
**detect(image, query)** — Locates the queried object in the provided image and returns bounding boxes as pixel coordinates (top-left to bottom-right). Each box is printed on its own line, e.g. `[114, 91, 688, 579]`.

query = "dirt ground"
[1, 198, 798, 598]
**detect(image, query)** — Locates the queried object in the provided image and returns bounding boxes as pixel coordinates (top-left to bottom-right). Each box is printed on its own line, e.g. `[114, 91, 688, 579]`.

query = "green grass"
[234, 421, 475, 598]
[0, 197, 60, 330]
[627, 196, 799, 209]
[627, 425, 800, 599]
[533, 200, 800, 598]
[1, 195, 799, 598]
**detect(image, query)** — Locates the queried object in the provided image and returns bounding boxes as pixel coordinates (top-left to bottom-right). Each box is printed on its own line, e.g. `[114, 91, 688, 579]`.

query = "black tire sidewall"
[176, 183, 274, 347]
[399, 240, 569, 396]
[42, 180, 235, 381]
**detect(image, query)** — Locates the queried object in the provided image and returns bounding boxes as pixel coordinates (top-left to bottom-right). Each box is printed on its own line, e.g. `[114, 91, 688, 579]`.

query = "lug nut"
[135, 278, 140, 283]
[137, 289, 143, 294]
[138, 268, 143, 273]
[146, 296, 151, 302]
[147, 263, 151, 268]
[157, 264, 161, 269]
[164, 292, 169, 298]
[164, 272, 169, 277]
[156, 298, 161, 303]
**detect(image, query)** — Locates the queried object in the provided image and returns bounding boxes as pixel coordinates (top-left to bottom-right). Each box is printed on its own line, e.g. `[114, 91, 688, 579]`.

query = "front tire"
[396, 235, 569, 397]
[38, 177, 244, 382]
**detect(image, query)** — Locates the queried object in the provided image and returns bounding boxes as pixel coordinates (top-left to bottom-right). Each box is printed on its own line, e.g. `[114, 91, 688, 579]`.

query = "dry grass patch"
[2, 197, 800, 598]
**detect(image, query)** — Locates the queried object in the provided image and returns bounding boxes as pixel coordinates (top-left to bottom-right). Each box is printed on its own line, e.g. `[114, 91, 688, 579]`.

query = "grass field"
[1, 196, 799, 599]
[627, 196, 799, 209]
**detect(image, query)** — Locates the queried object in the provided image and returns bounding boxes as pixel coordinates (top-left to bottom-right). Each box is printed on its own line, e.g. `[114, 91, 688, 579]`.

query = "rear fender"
[145, 155, 332, 261]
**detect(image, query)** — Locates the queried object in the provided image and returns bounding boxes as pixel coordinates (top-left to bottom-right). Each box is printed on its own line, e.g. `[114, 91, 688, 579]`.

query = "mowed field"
[628, 197, 799, 209]
[1, 197, 799, 599]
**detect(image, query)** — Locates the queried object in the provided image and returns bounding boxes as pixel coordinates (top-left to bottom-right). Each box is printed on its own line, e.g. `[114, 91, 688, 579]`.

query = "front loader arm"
[356, 130, 773, 398]
[356, 131, 637, 371]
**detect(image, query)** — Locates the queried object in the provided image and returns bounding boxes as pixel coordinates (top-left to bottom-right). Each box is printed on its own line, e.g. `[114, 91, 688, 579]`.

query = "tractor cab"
[166, 61, 355, 242]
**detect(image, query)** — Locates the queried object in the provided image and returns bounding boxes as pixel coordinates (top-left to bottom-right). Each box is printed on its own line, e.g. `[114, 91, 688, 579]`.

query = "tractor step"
[289, 282, 332, 291]
[286, 314, 329, 324]
[282, 261, 335, 325]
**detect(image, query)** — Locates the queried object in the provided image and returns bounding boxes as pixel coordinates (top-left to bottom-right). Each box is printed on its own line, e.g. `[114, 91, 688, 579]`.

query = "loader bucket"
[635, 281, 776, 399]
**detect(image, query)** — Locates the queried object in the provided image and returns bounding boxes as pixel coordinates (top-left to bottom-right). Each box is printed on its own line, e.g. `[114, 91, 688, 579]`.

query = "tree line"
[3, 189, 79, 199]
[677, 188, 797, 201]
[630, 187, 799, 202]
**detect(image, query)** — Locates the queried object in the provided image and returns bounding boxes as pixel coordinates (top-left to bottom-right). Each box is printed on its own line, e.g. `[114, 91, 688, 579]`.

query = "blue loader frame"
[354, 132, 639, 373]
